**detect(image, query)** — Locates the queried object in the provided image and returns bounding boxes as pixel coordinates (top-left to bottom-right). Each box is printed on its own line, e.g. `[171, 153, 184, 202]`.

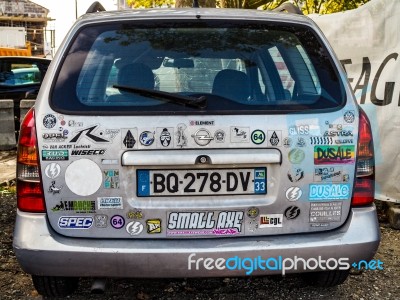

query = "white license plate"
[137, 168, 266, 197]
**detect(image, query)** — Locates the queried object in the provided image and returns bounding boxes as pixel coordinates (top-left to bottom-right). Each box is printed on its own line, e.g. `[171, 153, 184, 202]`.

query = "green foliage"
[126, 0, 174, 8]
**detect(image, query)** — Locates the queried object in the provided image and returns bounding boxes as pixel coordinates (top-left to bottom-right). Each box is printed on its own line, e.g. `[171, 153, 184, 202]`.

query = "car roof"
[77, 7, 313, 26]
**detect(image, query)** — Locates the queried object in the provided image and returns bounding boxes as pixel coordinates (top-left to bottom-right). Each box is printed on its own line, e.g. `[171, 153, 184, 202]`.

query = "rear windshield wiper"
[113, 84, 207, 109]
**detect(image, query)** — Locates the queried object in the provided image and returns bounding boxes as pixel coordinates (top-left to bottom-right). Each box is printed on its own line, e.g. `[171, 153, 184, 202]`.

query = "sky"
[30, 0, 119, 54]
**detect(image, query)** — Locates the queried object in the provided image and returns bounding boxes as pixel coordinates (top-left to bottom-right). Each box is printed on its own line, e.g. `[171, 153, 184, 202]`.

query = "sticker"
[214, 130, 225, 143]
[69, 125, 118, 143]
[71, 149, 106, 155]
[43, 114, 57, 129]
[42, 150, 69, 161]
[344, 110, 355, 123]
[176, 123, 188, 148]
[51, 200, 95, 213]
[287, 168, 304, 183]
[288, 148, 305, 164]
[334, 139, 354, 145]
[190, 120, 215, 126]
[283, 137, 292, 148]
[309, 202, 342, 222]
[259, 214, 283, 228]
[45, 163, 61, 179]
[284, 206, 300, 220]
[285, 186, 302, 201]
[268, 130, 281, 146]
[314, 167, 344, 182]
[139, 131, 155, 146]
[158, 128, 172, 147]
[310, 137, 334, 145]
[101, 159, 119, 165]
[42, 131, 68, 142]
[324, 130, 353, 137]
[68, 120, 83, 127]
[65, 159, 102, 196]
[247, 207, 259, 218]
[310, 223, 329, 228]
[250, 130, 265, 145]
[58, 216, 93, 229]
[309, 184, 350, 201]
[95, 215, 108, 228]
[104, 170, 120, 189]
[314, 146, 355, 165]
[97, 197, 123, 209]
[146, 219, 162, 234]
[247, 219, 259, 232]
[192, 128, 214, 146]
[122, 128, 137, 149]
[48, 181, 63, 194]
[230, 127, 250, 143]
[167, 211, 243, 236]
[127, 209, 144, 220]
[296, 137, 306, 147]
[110, 215, 125, 229]
[289, 125, 309, 135]
[126, 221, 144, 235]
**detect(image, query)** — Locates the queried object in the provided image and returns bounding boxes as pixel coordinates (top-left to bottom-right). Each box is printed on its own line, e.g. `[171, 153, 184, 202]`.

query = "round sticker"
[44, 163, 61, 179]
[65, 159, 102, 196]
[288, 148, 305, 164]
[251, 130, 265, 144]
[110, 215, 125, 229]
[126, 221, 144, 236]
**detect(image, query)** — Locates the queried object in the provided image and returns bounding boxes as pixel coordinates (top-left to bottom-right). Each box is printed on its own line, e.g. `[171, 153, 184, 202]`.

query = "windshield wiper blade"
[113, 84, 207, 109]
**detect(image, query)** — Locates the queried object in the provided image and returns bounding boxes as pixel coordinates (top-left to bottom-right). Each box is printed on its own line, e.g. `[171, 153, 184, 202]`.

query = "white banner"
[310, 0, 400, 202]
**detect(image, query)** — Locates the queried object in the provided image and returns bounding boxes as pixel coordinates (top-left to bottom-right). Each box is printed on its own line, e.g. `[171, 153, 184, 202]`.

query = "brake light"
[351, 107, 375, 206]
[17, 108, 45, 212]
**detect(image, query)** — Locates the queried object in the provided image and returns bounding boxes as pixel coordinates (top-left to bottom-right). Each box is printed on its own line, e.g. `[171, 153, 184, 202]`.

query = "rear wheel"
[302, 269, 350, 287]
[32, 275, 79, 297]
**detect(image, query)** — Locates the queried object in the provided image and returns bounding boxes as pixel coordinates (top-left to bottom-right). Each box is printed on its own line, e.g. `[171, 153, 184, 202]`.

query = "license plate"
[137, 168, 266, 197]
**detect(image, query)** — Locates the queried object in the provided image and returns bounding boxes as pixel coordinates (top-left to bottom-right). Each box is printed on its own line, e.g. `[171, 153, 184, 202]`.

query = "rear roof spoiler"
[86, 1, 106, 14]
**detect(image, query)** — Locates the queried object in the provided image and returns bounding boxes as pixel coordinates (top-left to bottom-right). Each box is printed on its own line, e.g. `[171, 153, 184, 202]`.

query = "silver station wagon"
[13, 2, 380, 297]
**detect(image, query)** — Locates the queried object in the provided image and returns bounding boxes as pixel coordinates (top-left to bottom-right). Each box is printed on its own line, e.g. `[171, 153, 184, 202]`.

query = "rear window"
[52, 20, 345, 114]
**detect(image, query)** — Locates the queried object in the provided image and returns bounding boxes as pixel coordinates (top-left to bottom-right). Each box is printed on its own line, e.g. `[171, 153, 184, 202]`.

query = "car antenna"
[192, 0, 199, 8]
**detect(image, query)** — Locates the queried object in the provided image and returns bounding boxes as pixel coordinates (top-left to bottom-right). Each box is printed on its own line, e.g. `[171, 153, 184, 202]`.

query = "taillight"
[17, 108, 45, 212]
[351, 107, 375, 206]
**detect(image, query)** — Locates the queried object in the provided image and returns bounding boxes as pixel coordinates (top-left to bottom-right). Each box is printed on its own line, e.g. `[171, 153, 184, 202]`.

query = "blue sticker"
[309, 184, 350, 201]
[254, 168, 266, 194]
[58, 216, 93, 229]
[137, 170, 150, 196]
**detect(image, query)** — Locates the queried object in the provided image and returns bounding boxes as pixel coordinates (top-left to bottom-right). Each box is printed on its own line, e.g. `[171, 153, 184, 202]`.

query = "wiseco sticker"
[309, 184, 350, 201]
[314, 146, 354, 164]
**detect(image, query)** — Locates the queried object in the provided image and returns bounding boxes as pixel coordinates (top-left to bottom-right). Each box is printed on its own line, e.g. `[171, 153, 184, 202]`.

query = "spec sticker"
[126, 221, 144, 236]
[157, 127, 173, 147]
[251, 129, 265, 145]
[42, 150, 69, 161]
[284, 206, 300, 220]
[110, 215, 125, 229]
[287, 168, 304, 182]
[268, 130, 281, 146]
[167, 211, 243, 236]
[58, 216, 93, 229]
[95, 215, 108, 228]
[45, 163, 61, 179]
[309, 184, 350, 201]
[51, 200, 95, 213]
[192, 128, 214, 146]
[314, 146, 355, 164]
[121, 128, 137, 149]
[214, 130, 225, 143]
[139, 131, 155, 146]
[146, 219, 162, 234]
[259, 214, 283, 228]
[309, 202, 342, 222]
[176, 123, 188, 148]
[285, 186, 302, 201]
[97, 197, 123, 209]
[288, 148, 305, 164]
[103, 170, 119, 189]
[230, 127, 250, 143]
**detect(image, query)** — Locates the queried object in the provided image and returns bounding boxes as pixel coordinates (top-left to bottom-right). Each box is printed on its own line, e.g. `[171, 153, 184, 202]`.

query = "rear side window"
[52, 20, 345, 114]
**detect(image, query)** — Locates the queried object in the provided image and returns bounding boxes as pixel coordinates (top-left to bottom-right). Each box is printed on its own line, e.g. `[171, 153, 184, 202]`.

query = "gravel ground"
[1, 194, 399, 300]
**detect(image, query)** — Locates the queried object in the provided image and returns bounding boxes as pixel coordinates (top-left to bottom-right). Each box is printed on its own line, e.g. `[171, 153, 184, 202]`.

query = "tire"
[31, 275, 79, 297]
[302, 269, 350, 287]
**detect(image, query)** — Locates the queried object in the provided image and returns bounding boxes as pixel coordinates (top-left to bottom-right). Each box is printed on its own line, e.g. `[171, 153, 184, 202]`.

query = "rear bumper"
[13, 206, 380, 278]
